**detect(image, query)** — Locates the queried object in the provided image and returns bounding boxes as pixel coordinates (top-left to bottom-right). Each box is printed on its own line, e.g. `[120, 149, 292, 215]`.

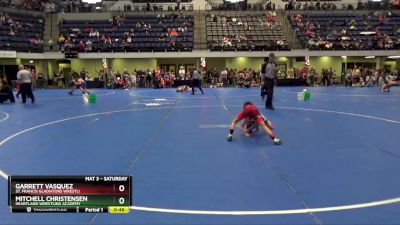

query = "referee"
[17, 65, 35, 104]
[261, 52, 277, 110]
[191, 68, 204, 95]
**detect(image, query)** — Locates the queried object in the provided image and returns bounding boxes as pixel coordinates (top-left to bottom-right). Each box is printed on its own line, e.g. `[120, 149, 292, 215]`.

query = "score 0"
[118, 196, 125, 205]
[111, 183, 130, 214]
[114, 184, 129, 206]
[118, 184, 125, 192]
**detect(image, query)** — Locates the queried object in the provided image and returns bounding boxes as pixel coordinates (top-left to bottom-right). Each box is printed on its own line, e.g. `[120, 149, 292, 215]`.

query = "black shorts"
[246, 123, 253, 130]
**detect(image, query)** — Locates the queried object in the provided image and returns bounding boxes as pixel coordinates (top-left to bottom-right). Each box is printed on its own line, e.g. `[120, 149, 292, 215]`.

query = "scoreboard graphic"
[8, 176, 132, 213]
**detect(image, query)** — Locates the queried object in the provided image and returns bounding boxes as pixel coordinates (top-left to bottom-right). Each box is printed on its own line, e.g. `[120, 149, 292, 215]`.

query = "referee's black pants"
[262, 78, 274, 108]
[20, 83, 35, 103]
[192, 79, 204, 95]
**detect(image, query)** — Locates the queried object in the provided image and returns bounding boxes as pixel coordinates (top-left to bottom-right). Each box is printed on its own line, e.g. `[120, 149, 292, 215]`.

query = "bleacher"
[206, 13, 290, 51]
[59, 14, 194, 52]
[289, 11, 400, 50]
[0, 11, 44, 53]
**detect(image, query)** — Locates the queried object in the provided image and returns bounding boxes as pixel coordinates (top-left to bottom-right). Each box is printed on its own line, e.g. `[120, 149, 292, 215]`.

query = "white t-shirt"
[17, 70, 32, 83]
[130, 74, 136, 82]
[264, 63, 277, 79]
[221, 70, 228, 79]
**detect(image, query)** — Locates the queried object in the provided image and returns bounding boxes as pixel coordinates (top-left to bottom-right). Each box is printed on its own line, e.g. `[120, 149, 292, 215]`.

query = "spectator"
[58, 34, 65, 44]
[331, 70, 337, 86]
[178, 66, 185, 80]
[170, 28, 178, 37]
[30, 69, 37, 90]
[321, 69, 330, 86]
[352, 66, 361, 85]
[55, 70, 65, 88]
[0, 80, 15, 104]
[228, 69, 235, 87]
[146, 70, 153, 88]
[85, 40, 92, 52]
[365, 69, 375, 87]
[221, 68, 228, 87]
[130, 71, 137, 89]
[211, 68, 219, 88]
[48, 39, 54, 50]
[345, 69, 353, 87]
[78, 41, 85, 52]
[348, 19, 356, 30]
[223, 36, 232, 47]
[16, 65, 35, 104]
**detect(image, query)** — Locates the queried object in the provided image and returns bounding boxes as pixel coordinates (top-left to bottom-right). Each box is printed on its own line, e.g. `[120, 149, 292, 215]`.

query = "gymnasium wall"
[384, 61, 397, 71]
[0, 57, 398, 80]
[0, 58, 48, 77]
[225, 57, 264, 71]
[47, 60, 59, 78]
[223, 56, 343, 75]
[0, 59, 17, 65]
[70, 58, 158, 76]
[309, 57, 343, 75]
[70, 59, 102, 76]
[207, 57, 268, 71]
[157, 58, 197, 67]
[110, 59, 157, 72]
[206, 58, 226, 71]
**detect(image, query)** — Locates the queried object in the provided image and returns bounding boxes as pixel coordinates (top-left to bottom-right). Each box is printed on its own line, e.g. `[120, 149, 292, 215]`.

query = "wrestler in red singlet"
[227, 102, 281, 145]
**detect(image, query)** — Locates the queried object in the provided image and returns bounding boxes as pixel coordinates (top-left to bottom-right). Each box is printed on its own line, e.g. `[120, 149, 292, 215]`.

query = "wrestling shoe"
[273, 137, 282, 145]
[227, 134, 233, 142]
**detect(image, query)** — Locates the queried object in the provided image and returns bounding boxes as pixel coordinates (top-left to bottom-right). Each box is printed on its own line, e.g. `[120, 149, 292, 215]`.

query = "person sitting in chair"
[0, 80, 15, 104]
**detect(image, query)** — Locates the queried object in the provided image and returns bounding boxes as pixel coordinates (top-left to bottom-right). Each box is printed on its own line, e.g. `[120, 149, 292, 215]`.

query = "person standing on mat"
[261, 52, 278, 110]
[227, 101, 281, 145]
[16, 65, 35, 104]
[191, 68, 204, 95]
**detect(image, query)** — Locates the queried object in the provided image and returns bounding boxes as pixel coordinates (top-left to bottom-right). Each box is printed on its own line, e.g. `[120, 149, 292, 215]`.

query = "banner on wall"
[200, 57, 206, 68]
[102, 59, 108, 69]
[0, 51, 17, 58]
[305, 56, 310, 66]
